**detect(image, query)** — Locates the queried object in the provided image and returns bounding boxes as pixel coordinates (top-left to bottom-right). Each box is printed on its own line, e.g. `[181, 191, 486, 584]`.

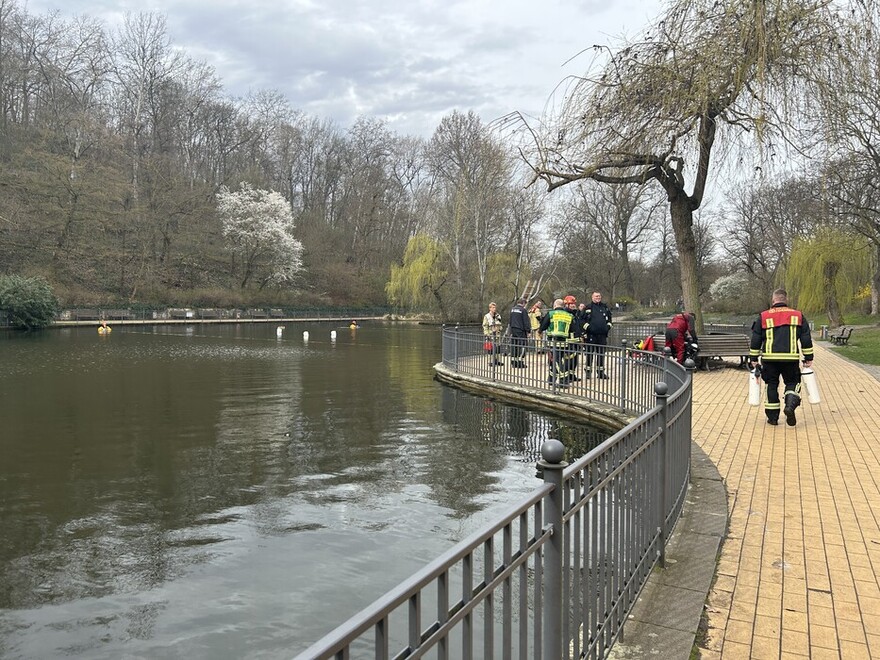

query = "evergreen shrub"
[0, 275, 61, 329]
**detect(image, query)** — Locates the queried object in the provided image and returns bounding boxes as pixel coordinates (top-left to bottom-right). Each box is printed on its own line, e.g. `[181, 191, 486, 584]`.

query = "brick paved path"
[694, 344, 880, 659]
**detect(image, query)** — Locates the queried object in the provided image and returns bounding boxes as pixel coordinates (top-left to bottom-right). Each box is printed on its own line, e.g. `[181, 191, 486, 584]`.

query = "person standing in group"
[665, 311, 698, 363]
[528, 300, 544, 353]
[482, 302, 503, 366]
[748, 288, 814, 426]
[508, 298, 529, 368]
[583, 290, 613, 379]
[539, 298, 574, 387]
[563, 295, 584, 381]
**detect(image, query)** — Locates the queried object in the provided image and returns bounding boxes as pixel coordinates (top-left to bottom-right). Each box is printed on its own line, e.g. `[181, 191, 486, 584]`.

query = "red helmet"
[563, 295, 576, 305]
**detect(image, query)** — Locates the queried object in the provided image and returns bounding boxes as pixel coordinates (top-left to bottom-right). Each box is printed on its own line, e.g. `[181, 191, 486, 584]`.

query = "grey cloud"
[24, 0, 665, 137]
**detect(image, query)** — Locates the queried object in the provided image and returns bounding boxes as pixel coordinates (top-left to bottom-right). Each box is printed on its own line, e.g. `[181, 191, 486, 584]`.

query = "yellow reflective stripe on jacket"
[758, 313, 805, 360]
[546, 309, 572, 338]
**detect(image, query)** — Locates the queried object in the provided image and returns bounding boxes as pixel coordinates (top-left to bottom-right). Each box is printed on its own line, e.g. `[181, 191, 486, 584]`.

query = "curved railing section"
[296, 327, 693, 660]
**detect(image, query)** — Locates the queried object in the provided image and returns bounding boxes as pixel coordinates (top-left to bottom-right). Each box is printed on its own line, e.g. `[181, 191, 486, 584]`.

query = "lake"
[0, 322, 608, 659]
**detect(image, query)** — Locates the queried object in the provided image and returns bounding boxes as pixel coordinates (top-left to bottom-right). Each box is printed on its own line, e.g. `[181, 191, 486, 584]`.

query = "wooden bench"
[72, 308, 100, 320]
[246, 308, 268, 318]
[269, 308, 285, 318]
[830, 326, 853, 345]
[630, 333, 748, 369]
[197, 308, 220, 319]
[696, 333, 751, 370]
[103, 308, 133, 320]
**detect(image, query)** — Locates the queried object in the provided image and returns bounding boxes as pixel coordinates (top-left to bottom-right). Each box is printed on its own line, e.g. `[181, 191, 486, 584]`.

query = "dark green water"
[0, 322, 608, 659]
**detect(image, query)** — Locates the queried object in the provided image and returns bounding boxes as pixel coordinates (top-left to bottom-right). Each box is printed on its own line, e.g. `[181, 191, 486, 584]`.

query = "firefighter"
[539, 298, 574, 387]
[748, 288, 814, 426]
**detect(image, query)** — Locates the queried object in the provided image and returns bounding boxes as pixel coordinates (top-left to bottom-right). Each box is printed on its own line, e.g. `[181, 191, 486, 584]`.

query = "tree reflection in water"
[440, 387, 610, 464]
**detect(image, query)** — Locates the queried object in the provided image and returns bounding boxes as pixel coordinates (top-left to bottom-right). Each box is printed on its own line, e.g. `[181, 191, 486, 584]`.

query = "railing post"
[655, 381, 669, 568]
[538, 439, 567, 660]
[451, 324, 458, 371]
[618, 339, 628, 410]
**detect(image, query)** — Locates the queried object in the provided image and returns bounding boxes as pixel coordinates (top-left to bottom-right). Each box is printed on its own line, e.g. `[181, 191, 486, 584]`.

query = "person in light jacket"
[482, 302, 503, 366]
[528, 301, 544, 352]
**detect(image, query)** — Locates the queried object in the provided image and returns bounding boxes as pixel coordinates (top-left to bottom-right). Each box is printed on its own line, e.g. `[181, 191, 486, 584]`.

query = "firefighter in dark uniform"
[748, 288, 814, 426]
[539, 298, 574, 387]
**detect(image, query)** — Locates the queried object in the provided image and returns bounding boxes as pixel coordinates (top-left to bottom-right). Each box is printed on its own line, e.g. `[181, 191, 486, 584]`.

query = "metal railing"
[296, 327, 693, 659]
[32, 307, 393, 326]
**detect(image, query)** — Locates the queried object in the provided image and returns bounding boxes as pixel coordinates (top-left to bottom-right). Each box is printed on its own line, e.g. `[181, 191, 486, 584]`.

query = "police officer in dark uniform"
[583, 290, 612, 379]
[748, 288, 814, 426]
[508, 298, 530, 368]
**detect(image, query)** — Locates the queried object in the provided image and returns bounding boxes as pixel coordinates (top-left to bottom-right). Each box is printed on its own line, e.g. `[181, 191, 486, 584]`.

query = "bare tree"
[517, 0, 838, 330]
[815, 3, 880, 314]
[427, 110, 511, 314]
[567, 182, 661, 299]
[722, 177, 820, 298]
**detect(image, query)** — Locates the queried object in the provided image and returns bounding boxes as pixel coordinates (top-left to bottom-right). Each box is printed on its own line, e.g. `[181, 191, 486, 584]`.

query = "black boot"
[783, 393, 799, 426]
[597, 369, 609, 380]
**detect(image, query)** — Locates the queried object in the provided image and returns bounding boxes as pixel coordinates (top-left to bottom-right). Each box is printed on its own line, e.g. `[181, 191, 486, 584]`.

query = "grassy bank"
[826, 326, 880, 366]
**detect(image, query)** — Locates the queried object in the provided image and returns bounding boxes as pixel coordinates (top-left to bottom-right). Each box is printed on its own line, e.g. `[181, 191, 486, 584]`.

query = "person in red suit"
[665, 312, 698, 363]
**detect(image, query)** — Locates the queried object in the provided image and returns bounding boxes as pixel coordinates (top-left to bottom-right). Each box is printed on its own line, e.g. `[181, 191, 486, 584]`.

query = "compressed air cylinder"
[748, 369, 762, 406]
[801, 367, 821, 404]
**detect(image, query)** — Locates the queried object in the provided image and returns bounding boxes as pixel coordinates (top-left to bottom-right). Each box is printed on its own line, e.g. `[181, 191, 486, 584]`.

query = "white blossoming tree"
[217, 183, 304, 289]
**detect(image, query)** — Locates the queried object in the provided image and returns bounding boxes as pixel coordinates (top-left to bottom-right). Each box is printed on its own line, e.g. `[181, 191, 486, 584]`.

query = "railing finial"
[540, 439, 566, 465]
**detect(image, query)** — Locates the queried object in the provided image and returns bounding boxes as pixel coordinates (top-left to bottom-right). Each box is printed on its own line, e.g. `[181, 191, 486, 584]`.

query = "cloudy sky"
[24, 0, 666, 137]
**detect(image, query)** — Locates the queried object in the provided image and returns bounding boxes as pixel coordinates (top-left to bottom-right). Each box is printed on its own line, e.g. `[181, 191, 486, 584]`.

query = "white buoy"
[276, 326, 284, 338]
[303, 330, 309, 341]
[330, 330, 337, 340]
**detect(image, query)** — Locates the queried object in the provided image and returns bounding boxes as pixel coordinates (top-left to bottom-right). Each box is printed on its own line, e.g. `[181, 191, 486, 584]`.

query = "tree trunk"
[669, 195, 703, 332]
[823, 261, 843, 326]
[872, 244, 880, 316]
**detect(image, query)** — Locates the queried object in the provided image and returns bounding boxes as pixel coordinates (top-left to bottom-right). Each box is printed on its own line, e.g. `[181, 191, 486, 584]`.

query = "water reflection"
[0, 325, 609, 658]
[441, 387, 609, 463]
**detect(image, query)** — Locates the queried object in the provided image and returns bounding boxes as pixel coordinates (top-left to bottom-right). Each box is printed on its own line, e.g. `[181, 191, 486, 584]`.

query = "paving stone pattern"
[694, 344, 880, 659]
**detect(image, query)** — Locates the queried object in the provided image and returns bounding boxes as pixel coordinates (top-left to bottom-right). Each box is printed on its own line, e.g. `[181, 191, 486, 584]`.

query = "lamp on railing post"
[655, 381, 669, 569]
[619, 339, 628, 410]
[537, 439, 567, 660]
